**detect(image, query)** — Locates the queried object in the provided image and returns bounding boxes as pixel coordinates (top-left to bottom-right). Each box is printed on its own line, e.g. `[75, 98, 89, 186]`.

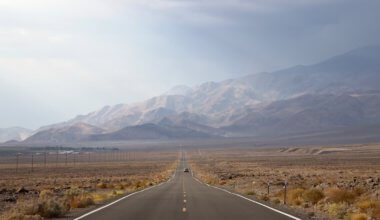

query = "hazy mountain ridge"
[0, 127, 32, 142]
[88, 123, 214, 141]
[24, 46, 380, 143]
[26, 123, 105, 143]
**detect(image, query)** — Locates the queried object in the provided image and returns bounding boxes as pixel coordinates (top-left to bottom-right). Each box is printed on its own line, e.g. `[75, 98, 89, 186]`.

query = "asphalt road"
[75, 158, 301, 220]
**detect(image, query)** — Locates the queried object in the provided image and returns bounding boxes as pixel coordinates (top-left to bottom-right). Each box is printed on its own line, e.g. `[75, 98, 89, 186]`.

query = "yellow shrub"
[348, 213, 367, 220]
[357, 199, 373, 212]
[303, 188, 324, 205]
[39, 190, 54, 200]
[326, 188, 356, 204]
[373, 201, 380, 219]
[288, 188, 305, 205]
[64, 188, 94, 209]
[96, 182, 107, 189]
[328, 202, 348, 218]
[2, 213, 43, 220]
[245, 191, 256, 196]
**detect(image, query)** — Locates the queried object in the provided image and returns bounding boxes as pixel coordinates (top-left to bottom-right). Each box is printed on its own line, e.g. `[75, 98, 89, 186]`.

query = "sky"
[1, 0, 380, 129]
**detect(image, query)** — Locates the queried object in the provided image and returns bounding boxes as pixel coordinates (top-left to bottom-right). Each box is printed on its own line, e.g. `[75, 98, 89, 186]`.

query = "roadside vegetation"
[0, 150, 177, 219]
[189, 144, 380, 220]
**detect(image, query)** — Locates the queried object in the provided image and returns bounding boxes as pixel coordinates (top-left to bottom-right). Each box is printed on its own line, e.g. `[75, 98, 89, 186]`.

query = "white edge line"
[74, 171, 176, 220]
[192, 176, 302, 220]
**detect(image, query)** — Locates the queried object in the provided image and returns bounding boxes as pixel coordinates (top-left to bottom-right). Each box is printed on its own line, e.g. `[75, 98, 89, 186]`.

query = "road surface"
[75, 158, 301, 220]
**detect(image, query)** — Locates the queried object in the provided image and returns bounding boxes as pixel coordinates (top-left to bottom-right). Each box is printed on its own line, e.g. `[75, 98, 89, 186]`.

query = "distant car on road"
[184, 168, 189, 172]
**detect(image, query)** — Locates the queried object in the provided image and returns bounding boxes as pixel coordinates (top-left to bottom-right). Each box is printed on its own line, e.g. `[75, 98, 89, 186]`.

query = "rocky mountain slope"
[25, 46, 380, 143]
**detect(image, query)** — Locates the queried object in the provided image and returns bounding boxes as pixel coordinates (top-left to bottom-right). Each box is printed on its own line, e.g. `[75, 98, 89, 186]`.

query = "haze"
[1, 0, 380, 129]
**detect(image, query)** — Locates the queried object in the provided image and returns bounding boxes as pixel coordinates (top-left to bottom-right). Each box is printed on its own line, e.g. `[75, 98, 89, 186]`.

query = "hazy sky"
[1, 0, 380, 129]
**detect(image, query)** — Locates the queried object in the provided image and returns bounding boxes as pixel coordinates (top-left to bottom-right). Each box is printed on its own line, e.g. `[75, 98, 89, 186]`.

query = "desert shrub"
[348, 213, 367, 220]
[3, 213, 43, 220]
[38, 199, 68, 218]
[64, 188, 94, 209]
[12, 198, 67, 218]
[326, 188, 356, 204]
[112, 190, 124, 196]
[259, 195, 269, 201]
[39, 190, 54, 200]
[327, 202, 348, 219]
[288, 188, 305, 205]
[134, 181, 143, 189]
[303, 188, 324, 205]
[114, 184, 125, 190]
[245, 191, 256, 196]
[12, 200, 39, 216]
[272, 198, 281, 204]
[96, 182, 107, 189]
[353, 187, 365, 197]
[92, 192, 110, 203]
[219, 180, 227, 185]
[357, 199, 374, 212]
[373, 201, 380, 219]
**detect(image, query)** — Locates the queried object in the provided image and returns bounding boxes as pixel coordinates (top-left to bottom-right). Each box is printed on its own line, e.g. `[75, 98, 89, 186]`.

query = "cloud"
[0, 0, 379, 128]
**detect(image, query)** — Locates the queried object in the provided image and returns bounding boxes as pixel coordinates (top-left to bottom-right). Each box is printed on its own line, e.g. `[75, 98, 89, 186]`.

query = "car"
[184, 168, 189, 172]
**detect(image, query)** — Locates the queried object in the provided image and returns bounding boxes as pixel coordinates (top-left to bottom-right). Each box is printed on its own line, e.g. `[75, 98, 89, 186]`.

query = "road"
[75, 158, 301, 220]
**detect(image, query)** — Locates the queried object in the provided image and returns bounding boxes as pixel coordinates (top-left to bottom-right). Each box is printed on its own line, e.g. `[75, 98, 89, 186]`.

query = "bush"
[288, 188, 305, 205]
[39, 190, 54, 200]
[327, 202, 348, 219]
[272, 198, 281, 204]
[15, 201, 39, 216]
[373, 201, 380, 219]
[3, 213, 43, 220]
[357, 199, 373, 212]
[259, 195, 269, 201]
[303, 188, 324, 205]
[326, 188, 356, 204]
[64, 188, 94, 209]
[13, 198, 67, 218]
[38, 199, 68, 218]
[348, 213, 367, 220]
[96, 182, 107, 189]
[245, 191, 256, 196]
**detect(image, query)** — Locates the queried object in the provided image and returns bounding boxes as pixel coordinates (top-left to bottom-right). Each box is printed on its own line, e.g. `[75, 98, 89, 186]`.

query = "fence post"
[284, 181, 288, 205]
[65, 152, 68, 166]
[267, 182, 270, 196]
[44, 152, 47, 168]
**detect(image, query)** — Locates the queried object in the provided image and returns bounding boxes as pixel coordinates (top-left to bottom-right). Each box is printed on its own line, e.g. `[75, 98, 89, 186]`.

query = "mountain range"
[0, 127, 32, 143]
[3, 45, 380, 144]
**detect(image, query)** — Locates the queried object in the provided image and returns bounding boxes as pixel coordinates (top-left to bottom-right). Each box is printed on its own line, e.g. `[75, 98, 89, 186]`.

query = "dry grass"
[0, 150, 178, 219]
[302, 188, 324, 205]
[189, 143, 380, 220]
[348, 213, 368, 220]
[288, 188, 305, 206]
[325, 188, 356, 204]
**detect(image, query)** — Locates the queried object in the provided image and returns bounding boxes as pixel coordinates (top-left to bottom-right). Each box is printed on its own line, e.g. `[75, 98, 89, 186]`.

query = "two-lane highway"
[75, 158, 301, 220]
